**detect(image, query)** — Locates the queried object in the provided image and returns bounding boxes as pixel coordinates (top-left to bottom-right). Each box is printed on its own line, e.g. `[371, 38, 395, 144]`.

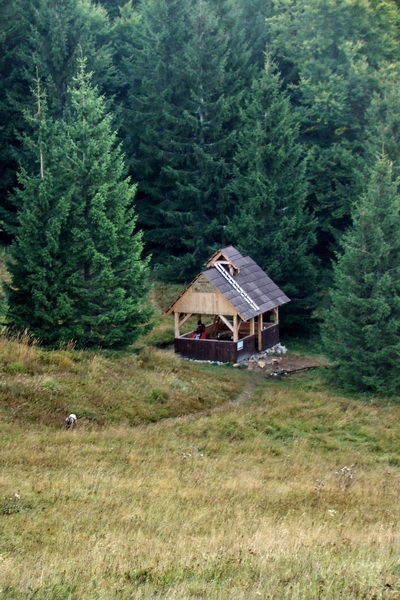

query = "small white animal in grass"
[65, 413, 77, 429]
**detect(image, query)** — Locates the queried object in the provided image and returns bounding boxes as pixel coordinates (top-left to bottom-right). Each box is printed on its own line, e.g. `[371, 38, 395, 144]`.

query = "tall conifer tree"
[61, 61, 153, 348]
[266, 0, 400, 257]
[7, 62, 153, 348]
[6, 78, 73, 343]
[0, 0, 115, 239]
[27, 0, 115, 116]
[228, 60, 318, 330]
[237, 0, 273, 69]
[122, 0, 243, 280]
[0, 0, 39, 242]
[322, 155, 400, 393]
[363, 76, 400, 182]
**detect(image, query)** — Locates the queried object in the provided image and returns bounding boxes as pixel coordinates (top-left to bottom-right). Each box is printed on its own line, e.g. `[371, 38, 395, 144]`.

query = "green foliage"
[121, 0, 244, 281]
[0, 0, 37, 242]
[94, 0, 126, 19]
[0, 334, 248, 426]
[108, 1, 141, 130]
[236, 0, 273, 69]
[5, 79, 74, 344]
[227, 59, 319, 331]
[27, 0, 114, 116]
[266, 0, 400, 254]
[322, 155, 400, 393]
[0, 0, 115, 240]
[362, 74, 400, 183]
[3, 0, 400, 339]
[59, 61, 153, 348]
[6, 62, 153, 348]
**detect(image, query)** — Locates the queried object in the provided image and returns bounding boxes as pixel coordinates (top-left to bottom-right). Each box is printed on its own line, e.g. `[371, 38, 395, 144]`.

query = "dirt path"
[145, 371, 266, 428]
[142, 352, 327, 429]
[246, 352, 327, 373]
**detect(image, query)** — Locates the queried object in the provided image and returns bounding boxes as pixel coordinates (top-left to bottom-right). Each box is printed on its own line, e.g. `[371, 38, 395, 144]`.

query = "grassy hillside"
[0, 274, 399, 599]
[0, 333, 250, 427]
[1, 335, 400, 598]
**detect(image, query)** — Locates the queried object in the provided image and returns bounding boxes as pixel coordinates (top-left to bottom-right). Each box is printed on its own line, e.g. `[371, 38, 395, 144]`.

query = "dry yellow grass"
[0, 334, 248, 427]
[1, 370, 400, 599]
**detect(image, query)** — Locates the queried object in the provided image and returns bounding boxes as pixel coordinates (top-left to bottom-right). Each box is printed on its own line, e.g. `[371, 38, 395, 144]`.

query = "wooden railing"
[175, 324, 280, 362]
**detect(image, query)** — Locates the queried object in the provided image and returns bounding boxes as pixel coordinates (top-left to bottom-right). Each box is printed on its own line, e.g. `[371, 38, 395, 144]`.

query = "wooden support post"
[174, 312, 180, 338]
[272, 308, 279, 324]
[233, 314, 239, 343]
[250, 317, 255, 336]
[237, 318, 243, 336]
[257, 313, 263, 351]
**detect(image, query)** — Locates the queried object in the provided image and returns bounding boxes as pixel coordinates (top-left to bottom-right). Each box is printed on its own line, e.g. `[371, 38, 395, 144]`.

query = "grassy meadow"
[0, 280, 400, 598]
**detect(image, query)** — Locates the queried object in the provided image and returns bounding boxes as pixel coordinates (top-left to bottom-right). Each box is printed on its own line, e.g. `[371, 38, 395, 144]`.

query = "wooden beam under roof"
[218, 314, 234, 333]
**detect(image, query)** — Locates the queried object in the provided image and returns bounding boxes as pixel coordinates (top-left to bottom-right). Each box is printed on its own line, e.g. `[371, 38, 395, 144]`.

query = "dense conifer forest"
[1, 0, 400, 391]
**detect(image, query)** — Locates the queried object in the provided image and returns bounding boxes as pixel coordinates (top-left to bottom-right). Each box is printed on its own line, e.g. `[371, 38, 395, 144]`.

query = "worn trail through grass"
[146, 369, 266, 427]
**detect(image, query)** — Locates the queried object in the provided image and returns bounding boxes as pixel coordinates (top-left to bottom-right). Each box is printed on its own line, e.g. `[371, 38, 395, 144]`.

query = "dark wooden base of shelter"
[175, 324, 280, 363]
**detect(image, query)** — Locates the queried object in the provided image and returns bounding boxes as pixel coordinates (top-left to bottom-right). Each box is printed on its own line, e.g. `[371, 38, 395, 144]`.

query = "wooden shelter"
[165, 246, 290, 362]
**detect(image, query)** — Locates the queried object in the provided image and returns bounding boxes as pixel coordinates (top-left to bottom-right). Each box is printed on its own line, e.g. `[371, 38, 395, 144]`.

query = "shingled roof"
[165, 246, 290, 320]
[202, 246, 290, 321]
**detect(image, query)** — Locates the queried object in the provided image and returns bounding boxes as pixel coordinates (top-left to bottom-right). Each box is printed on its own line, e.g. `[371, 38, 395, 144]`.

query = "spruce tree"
[26, 0, 115, 117]
[6, 78, 73, 344]
[0, 0, 38, 242]
[362, 75, 400, 182]
[227, 59, 318, 331]
[95, 0, 127, 19]
[122, 0, 243, 281]
[7, 62, 153, 348]
[0, 0, 115, 239]
[156, 0, 241, 280]
[266, 0, 400, 258]
[322, 155, 400, 393]
[109, 1, 141, 131]
[120, 0, 192, 258]
[60, 60, 153, 348]
[237, 0, 273, 69]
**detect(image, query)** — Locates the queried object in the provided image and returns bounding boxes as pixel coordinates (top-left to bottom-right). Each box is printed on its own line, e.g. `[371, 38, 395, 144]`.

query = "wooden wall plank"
[173, 285, 238, 316]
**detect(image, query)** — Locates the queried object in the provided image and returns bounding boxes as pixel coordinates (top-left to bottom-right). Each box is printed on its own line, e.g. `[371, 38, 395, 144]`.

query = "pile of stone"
[184, 343, 288, 368]
[233, 343, 287, 370]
